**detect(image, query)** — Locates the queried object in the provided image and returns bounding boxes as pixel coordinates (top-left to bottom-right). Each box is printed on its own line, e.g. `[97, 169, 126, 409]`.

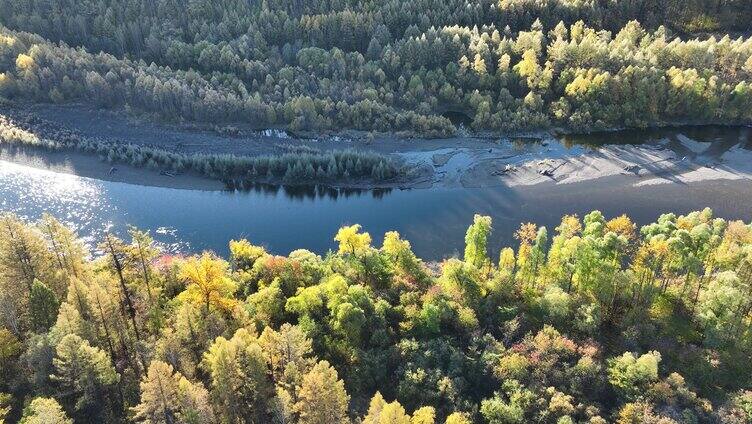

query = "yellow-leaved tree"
[178, 253, 237, 314]
[334, 224, 372, 256]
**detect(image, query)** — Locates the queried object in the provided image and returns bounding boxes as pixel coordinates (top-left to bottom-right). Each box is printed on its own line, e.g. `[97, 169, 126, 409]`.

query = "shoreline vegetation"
[3, 210, 752, 423]
[0, 0, 751, 191]
[3, 100, 752, 193]
[0, 102, 410, 189]
[1, 0, 751, 190]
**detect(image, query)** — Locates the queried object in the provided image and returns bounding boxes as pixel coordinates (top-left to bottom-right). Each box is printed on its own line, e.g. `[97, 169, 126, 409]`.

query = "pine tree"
[29, 280, 59, 333]
[51, 334, 119, 415]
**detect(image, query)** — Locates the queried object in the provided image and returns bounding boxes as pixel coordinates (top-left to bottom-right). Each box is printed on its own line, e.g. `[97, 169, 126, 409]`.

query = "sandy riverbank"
[485, 141, 752, 188]
[14, 102, 506, 157]
[397, 126, 752, 189]
[1, 102, 750, 192]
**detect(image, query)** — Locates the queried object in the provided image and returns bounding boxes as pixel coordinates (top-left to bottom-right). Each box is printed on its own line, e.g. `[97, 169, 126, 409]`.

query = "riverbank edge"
[0, 146, 228, 191]
[0, 102, 425, 191]
[1, 100, 751, 192]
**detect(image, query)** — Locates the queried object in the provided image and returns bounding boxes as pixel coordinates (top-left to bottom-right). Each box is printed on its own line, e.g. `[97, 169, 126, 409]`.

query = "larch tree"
[0, 214, 61, 333]
[202, 328, 275, 423]
[127, 226, 159, 305]
[258, 323, 314, 388]
[0, 213, 51, 293]
[99, 232, 142, 343]
[132, 360, 213, 424]
[177, 253, 237, 315]
[445, 412, 472, 424]
[19, 397, 72, 424]
[39, 213, 86, 279]
[295, 360, 350, 424]
[411, 407, 436, 424]
[362, 392, 413, 424]
[0, 392, 11, 424]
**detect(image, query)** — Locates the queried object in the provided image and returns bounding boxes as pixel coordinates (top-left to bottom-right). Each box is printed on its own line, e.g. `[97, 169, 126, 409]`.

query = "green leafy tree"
[335, 225, 372, 256]
[464, 215, 492, 269]
[696, 271, 748, 347]
[607, 351, 661, 401]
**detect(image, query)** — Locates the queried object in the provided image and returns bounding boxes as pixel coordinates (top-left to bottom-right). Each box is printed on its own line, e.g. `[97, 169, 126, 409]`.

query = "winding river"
[2, 126, 752, 259]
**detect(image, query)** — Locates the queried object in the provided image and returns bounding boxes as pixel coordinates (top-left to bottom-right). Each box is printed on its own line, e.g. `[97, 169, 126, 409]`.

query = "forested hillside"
[2, 210, 752, 423]
[1, 0, 751, 136]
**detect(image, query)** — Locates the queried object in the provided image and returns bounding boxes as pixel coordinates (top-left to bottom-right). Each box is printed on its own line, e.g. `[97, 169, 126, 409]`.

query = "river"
[2, 126, 752, 259]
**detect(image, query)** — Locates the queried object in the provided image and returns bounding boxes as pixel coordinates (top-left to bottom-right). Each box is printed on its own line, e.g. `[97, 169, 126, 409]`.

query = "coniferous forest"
[0, 0, 751, 136]
[3, 1, 752, 423]
[2, 210, 752, 423]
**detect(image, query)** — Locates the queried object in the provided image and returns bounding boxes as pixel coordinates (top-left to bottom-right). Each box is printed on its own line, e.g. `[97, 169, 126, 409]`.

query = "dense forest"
[2, 209, 752, 423]
[4, 2, 752, 423]
[1, 0, 751, 136]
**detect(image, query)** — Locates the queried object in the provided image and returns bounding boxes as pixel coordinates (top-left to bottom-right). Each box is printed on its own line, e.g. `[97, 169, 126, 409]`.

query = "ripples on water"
[0, 161, 189, 254]
[3, 125, 752, 260]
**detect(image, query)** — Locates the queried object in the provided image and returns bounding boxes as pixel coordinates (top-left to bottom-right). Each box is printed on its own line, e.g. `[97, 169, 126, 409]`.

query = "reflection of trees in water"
[226, 181, 393, 201]
[740, 128, 752, 150]
[510, 137, 541, 150]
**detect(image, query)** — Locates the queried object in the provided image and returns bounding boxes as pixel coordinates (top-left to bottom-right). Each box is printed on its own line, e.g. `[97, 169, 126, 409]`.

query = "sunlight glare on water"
[0, 160, 187, 253]
[3, 135, 752, 260]
[0, 160, 110, 247]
